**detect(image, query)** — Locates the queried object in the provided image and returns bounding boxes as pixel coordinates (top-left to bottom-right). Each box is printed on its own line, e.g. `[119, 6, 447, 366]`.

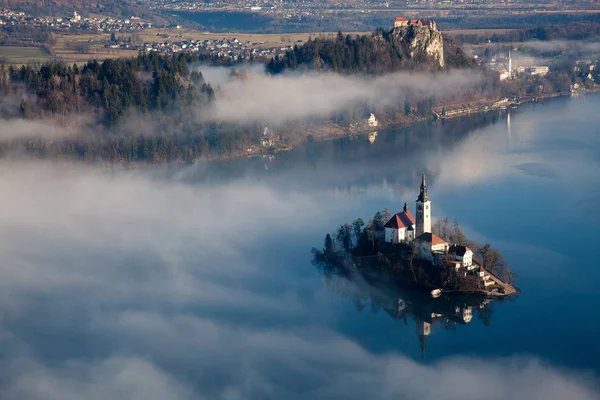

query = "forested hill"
[267, 28, 475, 75]
[0, 52, 215, 124]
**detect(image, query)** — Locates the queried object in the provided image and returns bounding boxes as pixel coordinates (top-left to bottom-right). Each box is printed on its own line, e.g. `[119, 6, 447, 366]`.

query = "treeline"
[0, 52, 215, 124]
[0, 52, 276, 160]
[453, 22, 600, 44]
[267, 29, 476, 75]
[2, 125, 263, 164]
[0, 25, 57, 47]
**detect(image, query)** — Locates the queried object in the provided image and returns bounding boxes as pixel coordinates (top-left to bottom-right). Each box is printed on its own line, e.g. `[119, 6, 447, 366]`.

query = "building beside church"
[448, 245, 474, 269]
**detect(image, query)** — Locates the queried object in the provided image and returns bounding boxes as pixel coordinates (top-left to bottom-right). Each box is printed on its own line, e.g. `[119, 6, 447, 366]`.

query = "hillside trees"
[4, 52, 214, 124]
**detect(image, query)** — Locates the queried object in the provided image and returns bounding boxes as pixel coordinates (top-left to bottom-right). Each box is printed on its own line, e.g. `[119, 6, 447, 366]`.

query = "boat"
[430, 289, 443, 298]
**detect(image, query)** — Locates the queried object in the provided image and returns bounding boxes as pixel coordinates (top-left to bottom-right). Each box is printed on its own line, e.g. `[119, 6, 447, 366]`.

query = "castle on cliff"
[394, 17, 437, 31]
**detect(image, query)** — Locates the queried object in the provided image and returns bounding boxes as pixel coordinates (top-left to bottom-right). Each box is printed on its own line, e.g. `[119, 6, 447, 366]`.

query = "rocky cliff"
[393, 25, 445, 68]
[266, 25, 472, 75]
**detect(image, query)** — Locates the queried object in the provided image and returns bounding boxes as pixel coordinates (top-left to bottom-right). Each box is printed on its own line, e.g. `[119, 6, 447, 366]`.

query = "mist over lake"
[0, 94, 598, 399]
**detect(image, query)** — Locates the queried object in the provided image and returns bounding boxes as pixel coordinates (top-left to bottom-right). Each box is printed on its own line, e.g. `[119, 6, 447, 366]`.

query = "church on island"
[384, 174, 474, 269]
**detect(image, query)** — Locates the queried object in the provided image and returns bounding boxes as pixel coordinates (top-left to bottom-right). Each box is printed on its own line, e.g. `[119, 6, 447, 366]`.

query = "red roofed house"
[384, 203, 416, 243]
[394, 17, 408, 28]
[415, 232, 449, 265]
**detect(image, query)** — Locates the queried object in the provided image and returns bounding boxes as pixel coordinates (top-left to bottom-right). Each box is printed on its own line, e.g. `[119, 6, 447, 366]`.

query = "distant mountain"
[0, 0, 155, 19]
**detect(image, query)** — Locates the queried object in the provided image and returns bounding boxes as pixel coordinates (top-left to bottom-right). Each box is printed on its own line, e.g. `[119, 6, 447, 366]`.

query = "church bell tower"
[415, 174, 431, 237]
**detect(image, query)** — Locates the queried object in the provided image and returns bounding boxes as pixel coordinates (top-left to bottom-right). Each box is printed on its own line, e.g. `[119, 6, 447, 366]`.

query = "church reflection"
[323, 273, 497, 359]
[385, 293, 493, 358]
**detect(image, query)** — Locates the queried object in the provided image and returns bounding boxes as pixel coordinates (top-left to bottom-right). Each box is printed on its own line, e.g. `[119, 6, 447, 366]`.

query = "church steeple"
[416, 320, 431, 360]
[415, 174, 431, 237]
[417, 174, 429, 202]
[418, 333, 428, 359]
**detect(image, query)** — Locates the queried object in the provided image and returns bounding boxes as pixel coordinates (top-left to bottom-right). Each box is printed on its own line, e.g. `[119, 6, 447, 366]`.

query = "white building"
[384, 203, 416, 243]
[367, 113, 379, 128]
[448, 244, 474, 269]
[415, 232, 449, 264]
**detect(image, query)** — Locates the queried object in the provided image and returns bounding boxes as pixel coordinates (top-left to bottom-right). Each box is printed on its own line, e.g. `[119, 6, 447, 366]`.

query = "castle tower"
[415, 174, 431, 237]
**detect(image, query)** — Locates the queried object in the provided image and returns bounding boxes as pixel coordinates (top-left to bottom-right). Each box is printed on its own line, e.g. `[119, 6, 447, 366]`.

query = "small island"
[313, 174, 518, 297]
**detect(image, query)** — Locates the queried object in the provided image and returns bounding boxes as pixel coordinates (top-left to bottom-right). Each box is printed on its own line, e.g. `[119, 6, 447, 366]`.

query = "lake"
[0, 94, 598, 399]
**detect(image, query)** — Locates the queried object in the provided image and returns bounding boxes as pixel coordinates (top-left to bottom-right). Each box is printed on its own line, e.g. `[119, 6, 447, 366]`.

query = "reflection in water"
[507, 112, 512, 150]
[368, 131, 378, 144]
[158, 111, 504, 195]
[323, 272, 498, 359]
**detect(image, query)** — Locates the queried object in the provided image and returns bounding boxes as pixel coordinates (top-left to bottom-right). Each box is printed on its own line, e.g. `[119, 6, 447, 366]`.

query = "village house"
[448, 244, 475, 270]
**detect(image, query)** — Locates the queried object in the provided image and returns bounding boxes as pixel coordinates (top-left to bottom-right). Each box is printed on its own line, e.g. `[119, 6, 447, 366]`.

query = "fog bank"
[202, 68, 482, 124]
[0, 160, 597, 399]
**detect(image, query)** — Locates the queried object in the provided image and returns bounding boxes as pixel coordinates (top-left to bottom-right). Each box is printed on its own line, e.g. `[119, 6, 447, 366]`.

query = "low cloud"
[0, 160, 597, 400]
[202, 68, 482, 124]
[521, 39, 600, 57]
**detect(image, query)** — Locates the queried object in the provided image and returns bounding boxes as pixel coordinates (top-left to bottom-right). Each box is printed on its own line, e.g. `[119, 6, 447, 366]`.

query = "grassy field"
[0, 29, 368, 65]
[445, 29, 517, 36]
[120, 28, 371, 48]
[0, 46, 52, 64]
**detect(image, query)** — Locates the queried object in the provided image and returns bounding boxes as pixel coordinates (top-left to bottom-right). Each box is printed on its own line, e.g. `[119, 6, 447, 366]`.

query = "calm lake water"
[0, 94, 599, 399]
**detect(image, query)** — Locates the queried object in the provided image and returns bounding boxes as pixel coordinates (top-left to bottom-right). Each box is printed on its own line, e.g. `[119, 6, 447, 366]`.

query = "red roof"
[409, 19, 423, 24]
[384, 211, 415, 229]
[416, 232, 448, 246]
[395, 17, 408, 22]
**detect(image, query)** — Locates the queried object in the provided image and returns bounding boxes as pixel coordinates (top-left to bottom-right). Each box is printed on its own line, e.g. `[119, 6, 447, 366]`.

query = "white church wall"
[385, 228, 394, 243]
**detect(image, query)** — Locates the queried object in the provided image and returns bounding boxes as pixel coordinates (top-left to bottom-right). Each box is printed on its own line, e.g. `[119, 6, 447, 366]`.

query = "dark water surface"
[0, 94, 599, 399]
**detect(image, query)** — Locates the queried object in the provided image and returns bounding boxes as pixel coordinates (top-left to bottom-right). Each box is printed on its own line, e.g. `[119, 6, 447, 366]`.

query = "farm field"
[0, 46, 52, 64]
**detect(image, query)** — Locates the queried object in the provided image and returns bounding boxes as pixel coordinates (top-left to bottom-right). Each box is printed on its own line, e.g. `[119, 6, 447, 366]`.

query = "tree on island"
[324, 233, 334, 256]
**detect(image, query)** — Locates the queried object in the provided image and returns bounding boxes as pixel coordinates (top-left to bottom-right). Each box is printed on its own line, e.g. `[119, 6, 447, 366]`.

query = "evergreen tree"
[324, 233, 334, 255]
[19, 99, 30, 118]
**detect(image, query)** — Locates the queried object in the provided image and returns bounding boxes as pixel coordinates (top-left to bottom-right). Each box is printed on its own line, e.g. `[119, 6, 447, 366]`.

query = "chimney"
[403, 202, 408, 213]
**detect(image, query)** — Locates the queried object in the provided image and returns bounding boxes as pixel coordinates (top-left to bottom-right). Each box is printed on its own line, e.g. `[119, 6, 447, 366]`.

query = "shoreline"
[251, 87, 600, 159]
[90, 87, 600, 169]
